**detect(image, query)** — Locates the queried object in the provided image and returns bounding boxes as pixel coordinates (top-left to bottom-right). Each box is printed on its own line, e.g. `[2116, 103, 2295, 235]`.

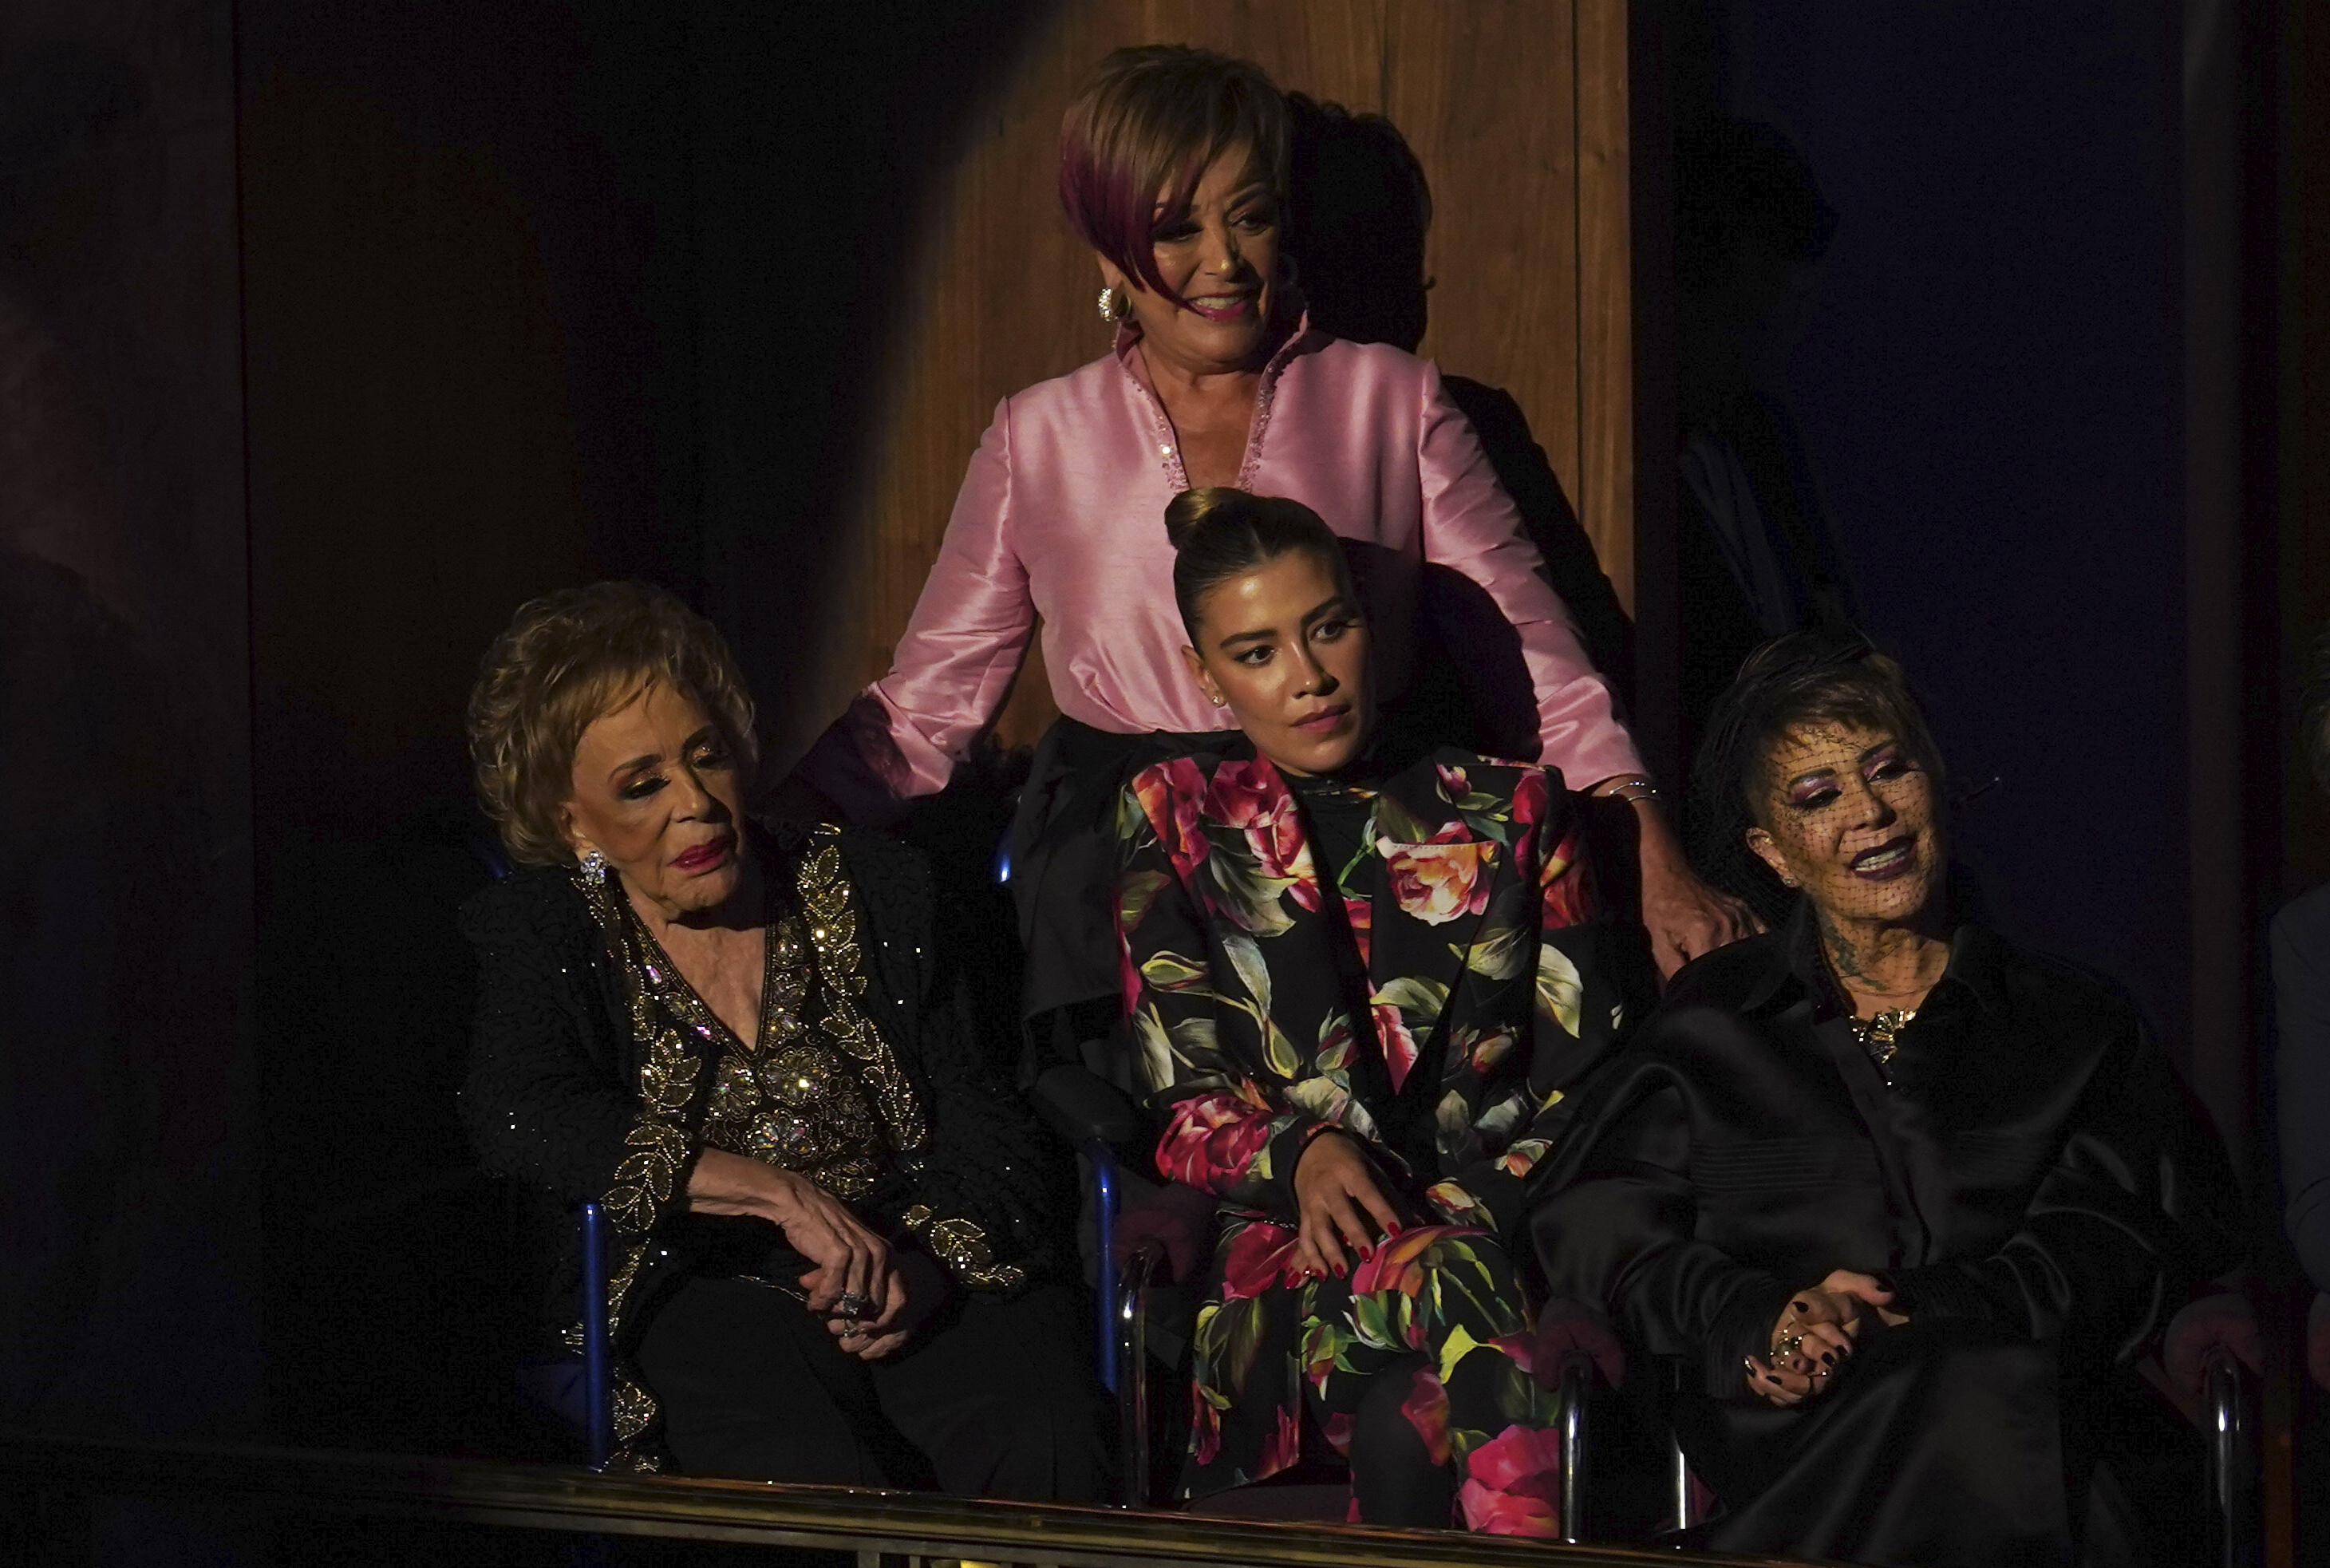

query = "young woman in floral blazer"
[1114, 489, 1628, 1534]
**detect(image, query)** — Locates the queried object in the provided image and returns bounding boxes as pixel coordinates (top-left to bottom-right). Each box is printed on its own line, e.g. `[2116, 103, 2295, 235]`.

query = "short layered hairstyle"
[468, 580, 757, 867]
[1690, 626, 1943, 920]
[1058, 45, 1289, 308]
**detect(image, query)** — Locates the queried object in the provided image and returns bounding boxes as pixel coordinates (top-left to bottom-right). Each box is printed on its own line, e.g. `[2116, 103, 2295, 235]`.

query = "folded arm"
[1117, 780, 1324, 1222]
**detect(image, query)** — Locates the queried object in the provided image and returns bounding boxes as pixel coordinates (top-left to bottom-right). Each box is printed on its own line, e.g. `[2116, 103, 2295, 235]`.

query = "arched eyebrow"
[1300, 593, 1359, 629]
[1214, 625, 1279, 653]
[1784, 737, 1905, 789]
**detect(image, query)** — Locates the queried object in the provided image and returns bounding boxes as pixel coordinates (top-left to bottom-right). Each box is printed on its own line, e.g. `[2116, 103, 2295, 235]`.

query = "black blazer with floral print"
[1116, 745, 1628, 1244]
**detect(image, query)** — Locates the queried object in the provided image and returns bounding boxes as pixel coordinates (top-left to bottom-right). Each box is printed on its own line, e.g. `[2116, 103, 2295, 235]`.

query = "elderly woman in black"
[1529, 630, 2241, 1566]
[458, 582, 1103, 1494]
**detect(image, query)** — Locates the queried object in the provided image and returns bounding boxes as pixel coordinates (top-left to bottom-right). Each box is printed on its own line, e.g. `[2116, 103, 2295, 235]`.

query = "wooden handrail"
[0, 1432, 1803, 1567]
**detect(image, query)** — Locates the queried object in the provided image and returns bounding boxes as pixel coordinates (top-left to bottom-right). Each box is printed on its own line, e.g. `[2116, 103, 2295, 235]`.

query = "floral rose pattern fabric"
[1115, 745, 1625, 1525]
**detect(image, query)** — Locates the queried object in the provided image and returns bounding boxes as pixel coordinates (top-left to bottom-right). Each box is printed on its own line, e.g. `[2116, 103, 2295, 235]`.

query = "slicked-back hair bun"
[1163, 488, 1349, 638]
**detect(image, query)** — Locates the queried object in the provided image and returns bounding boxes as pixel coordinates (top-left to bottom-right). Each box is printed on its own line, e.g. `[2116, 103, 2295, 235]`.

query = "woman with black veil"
[1528, 629, 2241, 1566]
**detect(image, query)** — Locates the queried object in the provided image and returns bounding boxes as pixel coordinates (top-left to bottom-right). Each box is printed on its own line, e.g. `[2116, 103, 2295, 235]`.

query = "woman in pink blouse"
[791, 45, 1751, 1060]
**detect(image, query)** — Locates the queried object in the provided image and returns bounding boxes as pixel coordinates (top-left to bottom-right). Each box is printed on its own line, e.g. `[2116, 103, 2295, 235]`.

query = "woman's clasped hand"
[685, 1147, 937, 1360]
[1744, 1270, 1907, 1406]
[1289, 1130, 1404, 1280]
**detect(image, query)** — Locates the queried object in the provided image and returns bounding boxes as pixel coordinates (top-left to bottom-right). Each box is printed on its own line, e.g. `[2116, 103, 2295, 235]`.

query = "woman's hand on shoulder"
[1627, 797, 1760, 978]
[1744, 1269, 1905, 1407]
[1292, 1130, 1403, 1281]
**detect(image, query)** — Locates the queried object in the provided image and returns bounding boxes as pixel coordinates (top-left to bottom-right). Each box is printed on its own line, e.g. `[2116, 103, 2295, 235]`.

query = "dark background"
[2, 0, 2320, 1556]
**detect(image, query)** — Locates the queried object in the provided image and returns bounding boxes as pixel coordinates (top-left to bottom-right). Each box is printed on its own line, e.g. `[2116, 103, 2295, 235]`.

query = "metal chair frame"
[578, 1201, 613, 1471]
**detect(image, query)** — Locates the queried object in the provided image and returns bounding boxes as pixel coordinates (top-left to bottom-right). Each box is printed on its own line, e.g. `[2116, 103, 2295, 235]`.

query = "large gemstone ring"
[835, 1292, 874, 1321]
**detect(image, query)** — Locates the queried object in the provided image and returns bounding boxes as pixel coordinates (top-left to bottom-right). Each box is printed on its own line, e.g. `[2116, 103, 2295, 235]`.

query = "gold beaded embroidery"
[692, 906, 893, 1199]
[898, 1204, 1025, 1292]
[796, 833, 928, 1156]
[567, 827, 1025, 1467]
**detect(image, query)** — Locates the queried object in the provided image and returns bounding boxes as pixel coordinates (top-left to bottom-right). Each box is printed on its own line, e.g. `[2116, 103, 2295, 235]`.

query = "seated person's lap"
[638, 1275, 1103, 1499]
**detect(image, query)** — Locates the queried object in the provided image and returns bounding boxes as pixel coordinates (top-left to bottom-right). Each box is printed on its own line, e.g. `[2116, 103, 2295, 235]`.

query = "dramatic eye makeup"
[610, 729, 728, 801]
[1784, 774, 1841, 812]
[1864, 745, 1914, 782]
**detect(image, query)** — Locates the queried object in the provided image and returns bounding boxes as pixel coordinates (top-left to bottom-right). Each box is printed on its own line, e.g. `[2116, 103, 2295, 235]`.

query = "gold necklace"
[1846, 1009, 1917, 1078]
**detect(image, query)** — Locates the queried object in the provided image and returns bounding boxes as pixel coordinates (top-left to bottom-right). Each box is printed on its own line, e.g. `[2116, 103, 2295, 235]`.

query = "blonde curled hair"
[467, 581, 757, 867]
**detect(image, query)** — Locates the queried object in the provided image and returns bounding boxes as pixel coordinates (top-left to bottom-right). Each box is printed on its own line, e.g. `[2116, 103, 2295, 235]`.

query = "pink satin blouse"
[798, 325, 1645, 822]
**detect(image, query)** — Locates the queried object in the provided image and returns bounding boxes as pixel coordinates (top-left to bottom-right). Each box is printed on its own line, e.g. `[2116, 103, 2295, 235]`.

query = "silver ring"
[835, 1291, 873, 1320]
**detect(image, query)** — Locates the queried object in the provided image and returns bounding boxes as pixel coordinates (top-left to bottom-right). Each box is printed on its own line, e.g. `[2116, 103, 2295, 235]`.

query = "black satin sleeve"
[1883, 1014, 2242, 1367]
[1529, 1055, 1794, 1401]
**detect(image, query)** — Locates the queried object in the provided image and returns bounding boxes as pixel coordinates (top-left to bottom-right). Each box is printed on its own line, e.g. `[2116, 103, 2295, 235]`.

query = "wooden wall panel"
[790, 0, 1633, 764]
[1384, 0, 1582, 502]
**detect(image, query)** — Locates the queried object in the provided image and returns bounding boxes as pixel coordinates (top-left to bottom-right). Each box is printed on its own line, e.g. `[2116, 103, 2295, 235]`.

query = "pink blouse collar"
[1109, 312, 1320, 493]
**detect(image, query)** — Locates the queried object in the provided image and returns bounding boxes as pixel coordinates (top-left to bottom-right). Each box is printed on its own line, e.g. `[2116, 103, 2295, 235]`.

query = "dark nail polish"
[1821, 1352, 1836, 1367]
[1793, 1300, 1810, 1313]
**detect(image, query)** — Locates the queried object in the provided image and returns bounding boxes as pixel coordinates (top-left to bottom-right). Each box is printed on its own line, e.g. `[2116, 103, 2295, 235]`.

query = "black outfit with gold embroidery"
[1529, 908, 2242, 1566]
[460, 820, 1100, 1492]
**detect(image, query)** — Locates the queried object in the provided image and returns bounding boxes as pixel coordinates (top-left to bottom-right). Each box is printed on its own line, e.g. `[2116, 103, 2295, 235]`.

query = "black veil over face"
[1689, 625, 1948, 929]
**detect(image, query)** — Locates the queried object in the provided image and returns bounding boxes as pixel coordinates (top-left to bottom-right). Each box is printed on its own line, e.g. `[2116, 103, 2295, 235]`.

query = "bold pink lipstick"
[1185, 292, 1256, 323]
[669, 832, 735, 875]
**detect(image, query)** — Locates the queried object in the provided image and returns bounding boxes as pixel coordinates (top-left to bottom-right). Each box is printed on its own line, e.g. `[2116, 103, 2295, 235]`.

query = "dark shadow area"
[1283, 93, 1637, 756]
[236, 0, 1071, 1463]
[1667, 112, 1858, 831]
[0, 14, 263, 1477]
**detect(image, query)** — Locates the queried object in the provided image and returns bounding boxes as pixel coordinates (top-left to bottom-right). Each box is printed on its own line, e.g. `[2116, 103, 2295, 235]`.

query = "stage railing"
[0, 1432, 1755, 1568]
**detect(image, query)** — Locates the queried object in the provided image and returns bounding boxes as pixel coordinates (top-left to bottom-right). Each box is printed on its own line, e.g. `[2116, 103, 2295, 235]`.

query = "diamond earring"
[1097, 285, 1129, 324]
[579, 847, 609, 881]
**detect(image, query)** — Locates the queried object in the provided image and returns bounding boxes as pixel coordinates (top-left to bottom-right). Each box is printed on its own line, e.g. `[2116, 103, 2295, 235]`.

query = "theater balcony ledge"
[0, 1431, 1773, 1568]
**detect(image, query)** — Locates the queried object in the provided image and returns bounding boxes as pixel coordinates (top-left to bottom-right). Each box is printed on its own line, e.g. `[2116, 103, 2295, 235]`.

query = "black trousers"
[634, 1274, 1108, 1502]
